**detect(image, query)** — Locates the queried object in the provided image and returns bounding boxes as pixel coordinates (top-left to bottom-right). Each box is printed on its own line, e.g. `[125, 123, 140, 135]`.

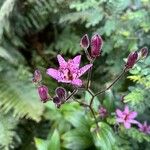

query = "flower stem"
[89, 105, 99, 129]
[95, 69, 126, 96]
[64, 88, 78, 103]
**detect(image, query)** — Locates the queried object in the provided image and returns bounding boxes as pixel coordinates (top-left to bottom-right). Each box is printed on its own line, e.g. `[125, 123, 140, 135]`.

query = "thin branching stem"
[95, 69, 126, 97]
[89, 105, 99, 129]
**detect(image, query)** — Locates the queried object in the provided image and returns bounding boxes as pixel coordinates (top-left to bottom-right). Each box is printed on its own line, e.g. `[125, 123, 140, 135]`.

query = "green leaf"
[0, 113, 19, 150]
[126, 128, 150, 143]
[34, 138, 48, 150]
[91, 122, 116, 150]
[62, 128, 92, 150]
[85, 91, 99, 111]
[47, 129, 60, 150]
[0, 67, 44, 122]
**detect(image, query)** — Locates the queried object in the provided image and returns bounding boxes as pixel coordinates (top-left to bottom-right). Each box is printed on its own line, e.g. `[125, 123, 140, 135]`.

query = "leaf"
[126, 128, 150, 143]
[85, 91, 99, 111]
[34, 138, 48, 150]
[0, 0, 17, 41]
[91, 122, 116, 150]
[124, 89, 144, 104]
[0, 113, 19, 150]
[0, 66, 44, 122]
[47, 129, 60, 150]
[62, 128, 92, 150]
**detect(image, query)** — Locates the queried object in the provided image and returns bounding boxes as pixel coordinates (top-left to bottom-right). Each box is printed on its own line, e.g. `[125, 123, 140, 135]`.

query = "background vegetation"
[0, 0, 150, 149]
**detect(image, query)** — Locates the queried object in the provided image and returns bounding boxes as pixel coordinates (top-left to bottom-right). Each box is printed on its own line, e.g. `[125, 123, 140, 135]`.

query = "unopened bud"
[80, 34, 90, 49]
[33, 69, 42, 83]
[53, 96, 61, 108]
[125, 51, 138, 69]
[99, 106, 107, 118]
[55, 87, 66, 100]
[38, 85, 49, 103]
[90, 33, 103, 58]
[139, 47, 148, 59]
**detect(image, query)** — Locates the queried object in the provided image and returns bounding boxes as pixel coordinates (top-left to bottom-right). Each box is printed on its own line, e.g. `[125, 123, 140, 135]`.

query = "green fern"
[0, 64, 44, 122]
[0, 113, 19, 150]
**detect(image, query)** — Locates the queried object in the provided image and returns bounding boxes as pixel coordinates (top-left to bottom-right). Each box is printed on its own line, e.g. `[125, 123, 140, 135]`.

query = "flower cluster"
[33, 33, 149, 132]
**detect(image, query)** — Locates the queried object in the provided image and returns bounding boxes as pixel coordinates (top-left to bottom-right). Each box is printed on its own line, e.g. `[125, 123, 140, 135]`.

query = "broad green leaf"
[91, 122, 116, 150]
[47, 129, 60, 150]
[62, 128, 92, 150]
[34, 138, 48, 150]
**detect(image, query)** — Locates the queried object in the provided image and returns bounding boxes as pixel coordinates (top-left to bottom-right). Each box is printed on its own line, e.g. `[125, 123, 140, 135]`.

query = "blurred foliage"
[0, 0, 150, 149]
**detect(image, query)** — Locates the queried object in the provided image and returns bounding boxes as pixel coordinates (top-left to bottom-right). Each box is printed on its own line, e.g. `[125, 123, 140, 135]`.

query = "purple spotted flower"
[138, 121, 150, 134]
[38, 85, 50, 103]
[47, 55, 92, 86]
[116, 106, 138, 129]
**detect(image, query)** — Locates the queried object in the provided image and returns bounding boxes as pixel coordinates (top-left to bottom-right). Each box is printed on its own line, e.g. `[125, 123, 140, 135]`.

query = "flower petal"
[124, 122, 131, 129]
[128, 119, 139, 124]
[128, 111, 137, 119]
[124, 106, 129, 114]
[116, 118, 124, 123]
[116, 109, 123, 117]
[78, 64, 93, 77]
[57, 54, 67, 67]
[47, 68, 59, 80]
[71, 79, 82, 86]
[73, 55, 81, 68]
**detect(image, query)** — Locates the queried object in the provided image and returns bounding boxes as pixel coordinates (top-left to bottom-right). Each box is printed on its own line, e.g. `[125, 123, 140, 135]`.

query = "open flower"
[116, 106, 138, 129]
[47, 55, 92, 86]
[138, 121, 150, 134]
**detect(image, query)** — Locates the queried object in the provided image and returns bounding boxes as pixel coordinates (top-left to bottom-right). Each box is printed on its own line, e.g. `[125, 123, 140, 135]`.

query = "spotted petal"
[78, 64, 93, 77]
[47, 68, 59, 80]
[71, 79, 82, 86]
[57, 54, 67, 67]
[73, 55, 81, 69]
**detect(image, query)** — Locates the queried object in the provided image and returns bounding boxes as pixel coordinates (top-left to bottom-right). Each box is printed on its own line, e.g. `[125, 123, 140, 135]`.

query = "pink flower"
[47, 55, 92, 86]
[116, 106, 138, 129]
[138, 121, 150, 134]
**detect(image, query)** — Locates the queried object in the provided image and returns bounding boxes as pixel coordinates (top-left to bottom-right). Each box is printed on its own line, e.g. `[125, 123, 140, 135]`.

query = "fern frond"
[0, 113, 18, 150]
[0, 65, 44, 122]
[0, 0, 17, 41]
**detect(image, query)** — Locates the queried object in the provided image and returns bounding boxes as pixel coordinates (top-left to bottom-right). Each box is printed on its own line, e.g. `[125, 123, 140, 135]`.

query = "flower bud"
[99, 106, 107, 118]
[33, 69, 42, 83]
[80, 34, 90, 49]
[125, 51, 138, 69]
[139, 47, 148, 59]
[90, 33, 103, 58]
[55, 87, 66, 100]
[38, 85, 49, 103]
[53, 96, 61, 108]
